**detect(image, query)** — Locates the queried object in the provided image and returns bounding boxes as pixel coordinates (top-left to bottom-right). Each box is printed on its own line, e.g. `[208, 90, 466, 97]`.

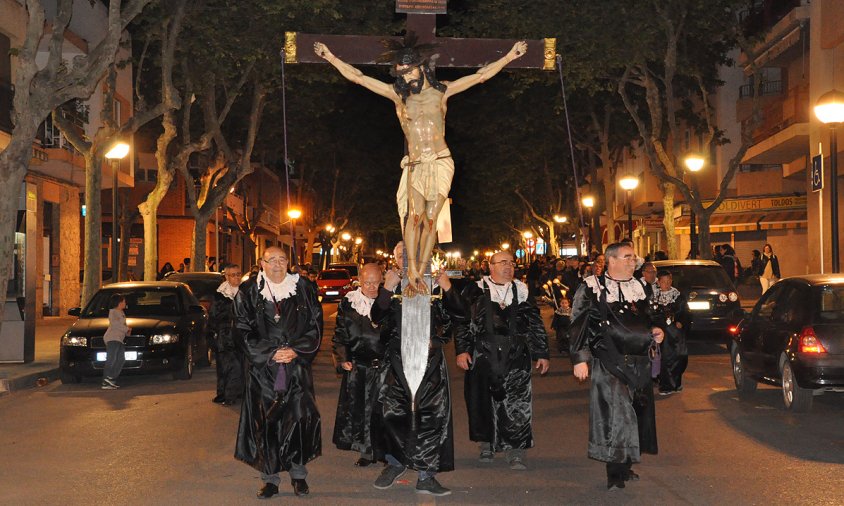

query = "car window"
[813, 285, 844, 323]
[753, 284, 784, 321]
[82, 288, 184, 317]
[329, 264, 358, 277]
[770, 286, 797, 324]
[662, 265, 732, 292]
[319, 271, 350, 280]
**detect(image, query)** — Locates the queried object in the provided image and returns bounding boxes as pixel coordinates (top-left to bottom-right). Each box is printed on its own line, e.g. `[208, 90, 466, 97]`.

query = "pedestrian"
[102, 293, 130, 390]
[332, 264, 386, 467]
[157, 262, 174, 280]
[210, 263, 244, 406]
[719, 244, 741, 283]
[233, 247, 323, 499]
[750, 250, 763, 278]
[651, 270, 690, 395]
[369, 242, 462, 497]
[593, 253, 606, 277]
[653, 250, 669, 261]
[207, 256, 217, 272]
[183, 257, 191, 272]
[569, 242, 665, 490]
[638, 262, 657, 299]
[176, 262, 185, 273]
[454, 251, 550, 470]
[759, 244, 781, 294]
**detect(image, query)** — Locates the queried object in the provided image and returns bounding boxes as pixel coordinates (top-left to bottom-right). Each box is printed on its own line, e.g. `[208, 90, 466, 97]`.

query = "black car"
[730, 275, 844, 412]
[162, 271, 224, 365]
[59, 282, 209, 383]
[652, 260, 744, 338]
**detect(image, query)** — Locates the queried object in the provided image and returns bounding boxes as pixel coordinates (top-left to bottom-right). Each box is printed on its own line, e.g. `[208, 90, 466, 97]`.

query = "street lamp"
[684, 154, 705, 259]
[501, 242, 510, 250]
[618, 175, 639, 241]
[105, 141, 129, 281]
[815, 89, 844, 273]
[287, 207, 302, 264]
[581, 195, 595, 255]
[341, 231, 351, 242]
[523, 231, 534, 264]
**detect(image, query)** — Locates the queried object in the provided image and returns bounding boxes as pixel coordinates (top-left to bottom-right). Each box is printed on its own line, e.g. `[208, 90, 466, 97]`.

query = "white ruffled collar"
[653, 286, 681, 305]
[257, 271, 298, 302]
[584, 274, 647, 303]
[478, 276, 529, 306]
[216, 281, 240, 300]
[345, 288, 375, 318]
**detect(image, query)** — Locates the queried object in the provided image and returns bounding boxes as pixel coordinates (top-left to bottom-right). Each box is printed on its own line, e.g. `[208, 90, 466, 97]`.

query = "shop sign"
[703, 195, 807, 214]
[396, 0, 447, 14]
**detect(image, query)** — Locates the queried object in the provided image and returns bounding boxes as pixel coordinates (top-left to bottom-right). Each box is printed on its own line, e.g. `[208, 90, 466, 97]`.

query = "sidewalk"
[0, 316, 74, 395]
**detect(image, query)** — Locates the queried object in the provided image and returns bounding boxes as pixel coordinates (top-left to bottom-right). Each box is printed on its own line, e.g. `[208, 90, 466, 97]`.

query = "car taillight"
[728, 324, 740, 335]
[799, 326, 828, 354]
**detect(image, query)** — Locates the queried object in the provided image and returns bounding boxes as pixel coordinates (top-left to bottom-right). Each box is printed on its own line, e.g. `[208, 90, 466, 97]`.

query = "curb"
[0, 367, 61, 396]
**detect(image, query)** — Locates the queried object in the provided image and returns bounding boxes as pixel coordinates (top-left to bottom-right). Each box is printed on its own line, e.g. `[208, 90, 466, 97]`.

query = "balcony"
[740, 84, 809, 165]
[738, 80, 783, 99]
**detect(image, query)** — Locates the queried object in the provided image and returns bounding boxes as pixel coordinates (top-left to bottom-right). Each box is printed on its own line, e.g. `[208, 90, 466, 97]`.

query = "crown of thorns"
[377, 32, 439, 76]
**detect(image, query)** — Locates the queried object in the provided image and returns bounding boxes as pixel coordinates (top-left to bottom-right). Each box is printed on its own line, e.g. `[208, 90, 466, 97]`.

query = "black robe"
[369, 286, 459, 473]
[569, 275, 659, 464]
[455, 280, 549, 451]
[651, 288, 690, 392]
[331, 292, 387, 456]
[233, 274, 323, 475]
[210, 290, 244, 401]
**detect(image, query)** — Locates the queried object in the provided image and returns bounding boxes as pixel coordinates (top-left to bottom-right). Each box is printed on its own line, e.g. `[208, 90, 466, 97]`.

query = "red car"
[317, 269, 354, 301]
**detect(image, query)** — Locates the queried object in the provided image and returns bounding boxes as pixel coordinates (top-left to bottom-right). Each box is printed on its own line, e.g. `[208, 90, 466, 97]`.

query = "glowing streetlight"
[473, 249, 479, 256]
[815, 89, 844, 272]
[355, 237, 362, 245]
[325, 224, 335, 233]
[553, 214, 567, 223]
[684, 154, 705, 173]
[501, 242, 510, 250]
[287, 208, 302, 220]
[581, 195, 595, 255]
[523, 231, 533, 239]
[341, 232, 351, 241]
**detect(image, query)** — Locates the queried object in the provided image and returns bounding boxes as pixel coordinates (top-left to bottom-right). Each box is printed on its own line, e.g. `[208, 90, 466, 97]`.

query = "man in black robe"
[369, 242, 461, 497]
[455, 251, 550, 470]
[569, 243, 664, 490]
[332, 263, 387, 467]
[210, 263, 244, 405]
[233, 247, 323, 499]
[638, 261, 657, 299]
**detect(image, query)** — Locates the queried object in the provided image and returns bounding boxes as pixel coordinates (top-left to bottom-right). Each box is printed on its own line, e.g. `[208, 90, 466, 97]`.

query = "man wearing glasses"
[210, 263, 245, 406]
[233, 247, 323, 499]
[638, 262, 657, 299]
[568, 243, 665, 490]
[332, 264, 387, 467]
[454, 251, 550, 470]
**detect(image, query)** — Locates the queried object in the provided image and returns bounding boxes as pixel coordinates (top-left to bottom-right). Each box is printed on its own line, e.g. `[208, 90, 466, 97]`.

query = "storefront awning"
[674, 209, 806, 234]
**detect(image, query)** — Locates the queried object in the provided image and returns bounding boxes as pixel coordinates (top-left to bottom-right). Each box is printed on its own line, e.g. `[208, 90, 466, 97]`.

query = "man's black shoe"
[607, 478, 626, 490]
[291, 479, 309, 496]
[212, 395, 225, 404]
[355, 457, 374, 467]
[373, 465, 406, 489]
[415, 477, 451, 496]
[625, 470, 640, 481]
[257, 483, 278, 499]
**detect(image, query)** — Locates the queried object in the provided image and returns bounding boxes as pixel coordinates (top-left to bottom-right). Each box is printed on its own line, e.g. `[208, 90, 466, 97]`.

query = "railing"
[739, 80, 783, 98]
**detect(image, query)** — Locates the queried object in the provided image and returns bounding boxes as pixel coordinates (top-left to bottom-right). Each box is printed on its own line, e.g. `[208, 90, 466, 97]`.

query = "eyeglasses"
[491, 260, 516, 267]
[262, 256, 288, 265]
[361, 281, 380, 287]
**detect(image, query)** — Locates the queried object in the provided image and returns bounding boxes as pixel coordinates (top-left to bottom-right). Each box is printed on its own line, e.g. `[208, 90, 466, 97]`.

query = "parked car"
[161, 271, 223, 366]
[316, 269, 354, 301]
[59, 282, 209, 384]
[652, 260, 744, 338]
[328, 262, 360, 281]
[729, 275, 844, 412]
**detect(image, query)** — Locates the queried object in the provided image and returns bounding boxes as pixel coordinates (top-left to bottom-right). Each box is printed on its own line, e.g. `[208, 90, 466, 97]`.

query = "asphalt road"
[1, 302, 842, 505]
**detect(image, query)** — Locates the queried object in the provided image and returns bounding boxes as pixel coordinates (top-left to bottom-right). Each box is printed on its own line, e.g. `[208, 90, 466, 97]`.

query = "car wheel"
[59, 370, 81, 384]
[173, 341, 194, 380]
[731, 343, 757, 397]
[781, 357, 812, 412]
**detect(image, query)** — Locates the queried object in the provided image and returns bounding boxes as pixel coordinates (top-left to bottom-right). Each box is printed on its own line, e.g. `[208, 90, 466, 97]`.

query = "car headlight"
[719, 293, 728, 303]
[150, 334, 179, 344]
[61, 334, 87, 347]
[728, 291, 739, 302]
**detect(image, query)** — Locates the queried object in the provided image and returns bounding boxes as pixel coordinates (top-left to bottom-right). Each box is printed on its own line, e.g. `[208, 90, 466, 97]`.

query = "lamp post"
[581, 195, 595, 255]
[618, 175, 639, 241]
[105, 142, 129, 282]
[553, 214, 567, 256]
[523, 231, 533, 264]
[287, 208, 302, 265]
[815, 89, 844, 273]
[684, 154, 704, 259]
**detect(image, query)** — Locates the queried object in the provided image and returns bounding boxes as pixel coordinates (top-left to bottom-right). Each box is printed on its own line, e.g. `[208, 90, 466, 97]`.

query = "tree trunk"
[191, 211, 211, 272]
[661, 182, 678, 259]
[604, 182, 617, 244]
[138, 142, 175, 280]
[304, 228, 317, 266]
[697, 211, 712, 260]
[81, 154, 103, 306]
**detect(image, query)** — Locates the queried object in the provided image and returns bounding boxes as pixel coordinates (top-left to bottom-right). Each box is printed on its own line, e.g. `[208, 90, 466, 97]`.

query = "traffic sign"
[812, 154, 823, 192]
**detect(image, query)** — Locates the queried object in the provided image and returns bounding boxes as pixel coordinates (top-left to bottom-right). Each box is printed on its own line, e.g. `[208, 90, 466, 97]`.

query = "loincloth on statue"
[397, 149, 454, 222]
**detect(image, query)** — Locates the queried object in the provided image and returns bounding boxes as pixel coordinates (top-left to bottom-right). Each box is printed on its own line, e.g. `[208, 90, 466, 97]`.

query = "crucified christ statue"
[315, 34, 526, 296]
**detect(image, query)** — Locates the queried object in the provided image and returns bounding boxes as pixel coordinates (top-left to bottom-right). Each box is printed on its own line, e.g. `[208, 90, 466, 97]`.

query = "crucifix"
[284, 0, 554, 402]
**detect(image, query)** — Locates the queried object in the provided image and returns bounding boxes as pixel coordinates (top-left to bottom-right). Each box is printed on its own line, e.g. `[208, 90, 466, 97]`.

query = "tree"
[0, 0, 153, 315]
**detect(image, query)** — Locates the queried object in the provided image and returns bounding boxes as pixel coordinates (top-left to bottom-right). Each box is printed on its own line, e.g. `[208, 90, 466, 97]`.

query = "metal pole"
[112, 159, 119, 282]
[627, 189, 633, 240]
[690, 209, 697, 260]
[215, 207, 219, 270]
[831, 125, 839, 273]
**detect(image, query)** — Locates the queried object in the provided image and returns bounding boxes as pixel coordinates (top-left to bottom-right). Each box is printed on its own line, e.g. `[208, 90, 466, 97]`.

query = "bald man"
[233, 247, 323, 499]
[332, 264, 387, 467]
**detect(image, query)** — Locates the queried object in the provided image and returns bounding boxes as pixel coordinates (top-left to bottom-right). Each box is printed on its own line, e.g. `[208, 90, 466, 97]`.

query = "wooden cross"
[283, 1, 556, 71]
